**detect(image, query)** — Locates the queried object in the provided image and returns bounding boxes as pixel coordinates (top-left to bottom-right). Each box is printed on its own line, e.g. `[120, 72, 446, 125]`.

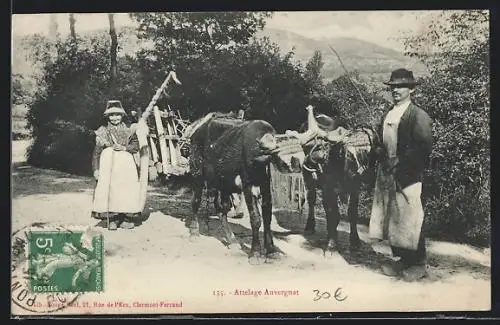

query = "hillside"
[13, 25, 428, 80]
[12, 25, 429, 95]
[257, 28, 429, 83]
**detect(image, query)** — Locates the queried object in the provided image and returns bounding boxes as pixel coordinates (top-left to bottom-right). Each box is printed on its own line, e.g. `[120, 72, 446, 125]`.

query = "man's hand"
[374, 146, 386, 161]
[386, 156, 399, 173]
[93, 170, 99, 180]
[113, 144, 126, 151]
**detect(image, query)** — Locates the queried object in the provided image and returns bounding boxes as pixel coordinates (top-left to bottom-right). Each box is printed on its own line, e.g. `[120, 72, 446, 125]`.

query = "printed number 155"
[213, 290, 224, 297]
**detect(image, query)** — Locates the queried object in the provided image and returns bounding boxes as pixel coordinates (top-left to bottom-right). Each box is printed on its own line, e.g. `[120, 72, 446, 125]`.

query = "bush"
[26, 36, 145, 176]
[27, 120, 95, 175]
[401, 10, 490, 247]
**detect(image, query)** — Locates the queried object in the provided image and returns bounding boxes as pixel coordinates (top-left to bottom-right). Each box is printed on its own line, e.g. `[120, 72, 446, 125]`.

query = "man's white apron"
[369, 104, 425, 250]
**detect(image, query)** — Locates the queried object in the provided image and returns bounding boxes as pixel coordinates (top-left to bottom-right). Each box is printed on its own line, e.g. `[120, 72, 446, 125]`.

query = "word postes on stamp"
[11, 223, 104, 314]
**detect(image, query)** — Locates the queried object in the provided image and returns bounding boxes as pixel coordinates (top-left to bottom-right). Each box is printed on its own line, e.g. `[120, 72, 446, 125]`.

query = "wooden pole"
[153, 105, 171, 174]
[164, 114, 179, 166]
[141, 71, 181, 121]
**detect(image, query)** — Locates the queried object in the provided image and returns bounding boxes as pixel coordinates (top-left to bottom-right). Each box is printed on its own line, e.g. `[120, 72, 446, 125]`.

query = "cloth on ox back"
[340, 128, 375, 179]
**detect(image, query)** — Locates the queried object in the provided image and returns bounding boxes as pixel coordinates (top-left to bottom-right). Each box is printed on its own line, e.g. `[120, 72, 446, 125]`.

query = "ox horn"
[286, 105, 327, 145]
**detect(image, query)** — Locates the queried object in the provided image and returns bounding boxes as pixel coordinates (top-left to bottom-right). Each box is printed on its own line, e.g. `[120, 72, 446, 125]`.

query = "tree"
[304, 50, 324, 94]
[130, 12, 272, 61]
[48, 14, 59, 41]
[25, 34, 137, 176]
[128, 12, 273, 119]
[401, 10, 490, 246]
[325, 71, 388, 127]
[69, 14, 76, 41]
[108, 13, 118, 98]
[303, 50, 339, 116]
[12, 74, 25, 105]
[230, 37, 311, 132]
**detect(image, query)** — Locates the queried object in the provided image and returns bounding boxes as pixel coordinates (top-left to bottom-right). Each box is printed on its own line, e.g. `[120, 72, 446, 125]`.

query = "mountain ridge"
[12, 25, 429, 86]
[257, 27, 428, 83]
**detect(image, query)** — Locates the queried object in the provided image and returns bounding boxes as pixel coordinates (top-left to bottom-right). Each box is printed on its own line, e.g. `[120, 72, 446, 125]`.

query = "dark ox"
[187, 113, 309, 261]
[296, 108, 379, 253]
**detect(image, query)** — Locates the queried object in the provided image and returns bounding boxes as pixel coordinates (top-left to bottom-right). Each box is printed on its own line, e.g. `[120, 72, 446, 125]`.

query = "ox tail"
[131, 119, 150, 212]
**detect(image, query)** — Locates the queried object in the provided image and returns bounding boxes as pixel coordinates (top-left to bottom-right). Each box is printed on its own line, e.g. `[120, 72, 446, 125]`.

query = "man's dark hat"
[383, 68, 421, 87]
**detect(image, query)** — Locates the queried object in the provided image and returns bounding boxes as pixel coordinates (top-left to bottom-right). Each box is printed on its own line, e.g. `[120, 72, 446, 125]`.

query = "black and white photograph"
[11, 10, 491, 316]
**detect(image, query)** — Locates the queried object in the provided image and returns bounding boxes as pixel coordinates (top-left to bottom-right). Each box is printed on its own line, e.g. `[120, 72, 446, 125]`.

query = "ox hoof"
[265, 251, 283, 261]
[248, 256, 264, 265]
[189, 227, 200, 237]
[222, 237, 239, 248]
[323, 240, 338, 257]
[225, 243, 240, 253]
[248, 251, 264, 265]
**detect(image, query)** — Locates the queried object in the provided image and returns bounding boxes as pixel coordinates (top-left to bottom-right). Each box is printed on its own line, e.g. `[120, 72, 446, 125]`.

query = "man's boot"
[381, 259, 408, 277]
[402, 261, 428, 282]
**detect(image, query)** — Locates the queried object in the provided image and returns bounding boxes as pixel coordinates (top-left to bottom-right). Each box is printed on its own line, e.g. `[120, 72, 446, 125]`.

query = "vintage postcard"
[11, 10, 491, 317]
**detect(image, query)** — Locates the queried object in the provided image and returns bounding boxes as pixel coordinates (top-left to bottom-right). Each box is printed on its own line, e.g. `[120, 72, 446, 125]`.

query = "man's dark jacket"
[376, 102, 433, 189]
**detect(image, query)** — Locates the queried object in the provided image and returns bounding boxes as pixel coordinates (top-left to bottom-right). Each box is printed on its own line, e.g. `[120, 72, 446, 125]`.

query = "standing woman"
[91, 100, 142, 230]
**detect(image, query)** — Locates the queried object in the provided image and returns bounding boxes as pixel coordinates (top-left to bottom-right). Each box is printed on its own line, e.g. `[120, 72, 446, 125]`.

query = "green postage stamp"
[27, 226, 104, 293]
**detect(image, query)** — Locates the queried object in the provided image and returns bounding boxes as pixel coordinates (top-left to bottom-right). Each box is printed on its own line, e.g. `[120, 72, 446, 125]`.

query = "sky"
[11, 11, 444, 52]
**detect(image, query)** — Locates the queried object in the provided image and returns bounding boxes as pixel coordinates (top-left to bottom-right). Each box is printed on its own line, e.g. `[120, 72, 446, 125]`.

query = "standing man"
[369, 68, 433, 282]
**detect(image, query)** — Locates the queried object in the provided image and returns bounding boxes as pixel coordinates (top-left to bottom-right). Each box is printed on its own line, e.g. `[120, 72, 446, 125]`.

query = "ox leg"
[219, 190, 238, 246]
[189, 180, 203, 237]
[261, 168, 280, 258]
[323, 182, 341, 254]
[242, 183, 263, 261]
[303, 172, 317, 235]
[348, 187, 361, 250]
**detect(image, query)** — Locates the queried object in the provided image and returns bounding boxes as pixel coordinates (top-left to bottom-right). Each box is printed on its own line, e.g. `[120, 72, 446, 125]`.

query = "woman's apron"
[92, 133, 142, 214]
[369, 114, 425, 251]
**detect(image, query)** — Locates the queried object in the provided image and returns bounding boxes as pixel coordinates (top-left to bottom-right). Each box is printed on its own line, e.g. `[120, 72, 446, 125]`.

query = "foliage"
[130, 12, 272, 62]
[12, 74, 26, 105]
[26, 35, 143, 175]
[303, 50, 338, 116]
[401, 10, 490, 247]
[129, 12, 315, 132]
[325, 70, 390, 127]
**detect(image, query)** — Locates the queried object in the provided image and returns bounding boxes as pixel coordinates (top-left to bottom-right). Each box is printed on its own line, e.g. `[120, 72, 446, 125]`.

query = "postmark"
[11, 223, 104, 314]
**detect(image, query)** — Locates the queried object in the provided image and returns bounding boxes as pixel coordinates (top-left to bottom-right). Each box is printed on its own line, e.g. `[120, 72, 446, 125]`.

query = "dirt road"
[11, 140, 491, 315]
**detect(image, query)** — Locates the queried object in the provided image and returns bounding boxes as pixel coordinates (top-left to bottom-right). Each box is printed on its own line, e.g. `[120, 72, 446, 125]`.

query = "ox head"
[284, 106, 350, 173]
[256, 106, 329, 173]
